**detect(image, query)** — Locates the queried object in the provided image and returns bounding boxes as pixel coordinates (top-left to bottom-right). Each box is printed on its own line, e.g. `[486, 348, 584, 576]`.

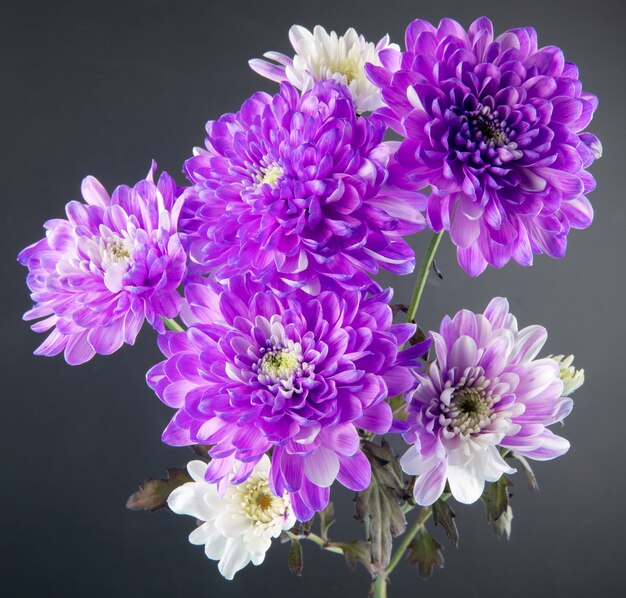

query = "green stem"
[385, 506, 433, 575]
[162, 317, 184, 332]
[371, 576, 387, 598]
[288, 531, 344, 555]
[405, 231, 444, 324]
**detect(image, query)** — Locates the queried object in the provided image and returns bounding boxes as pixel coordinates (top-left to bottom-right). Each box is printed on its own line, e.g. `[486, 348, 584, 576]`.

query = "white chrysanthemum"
[549, 354, 585, 396]
[168, 455, 296, 580]
[249, 25, 399, 112]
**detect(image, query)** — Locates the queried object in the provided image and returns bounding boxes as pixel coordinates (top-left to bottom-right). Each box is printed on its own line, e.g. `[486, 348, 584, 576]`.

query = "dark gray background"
[1, 0, 624, 596]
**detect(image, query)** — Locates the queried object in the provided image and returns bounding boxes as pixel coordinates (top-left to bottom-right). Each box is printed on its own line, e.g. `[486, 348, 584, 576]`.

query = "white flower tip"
[289, 24, 312, 46]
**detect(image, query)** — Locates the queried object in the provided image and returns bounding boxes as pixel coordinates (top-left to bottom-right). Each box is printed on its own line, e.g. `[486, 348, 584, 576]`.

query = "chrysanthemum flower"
[168, 456, 295, 580]
[18, 163, 186, 365]
[400, 297, 572, 506]
[147, 276, 429, 520]
[181, 81, 426, 296]
[249, 25, 399, 113]
[367, 17, 601, 275]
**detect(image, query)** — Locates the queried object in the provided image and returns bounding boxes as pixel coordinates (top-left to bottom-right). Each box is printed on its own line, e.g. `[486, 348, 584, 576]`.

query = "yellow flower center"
[257, 164, 283, 187]
[235, 477, 286, 525]
[335, 61, 360, 83]
[260, 349, 301, 381]
[106, 236, 132, 263]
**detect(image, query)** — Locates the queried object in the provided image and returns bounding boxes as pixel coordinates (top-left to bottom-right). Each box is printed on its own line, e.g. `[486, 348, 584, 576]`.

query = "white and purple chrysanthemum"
[168, 456, 295, 580]
[400, 297, 572, 506]
[249, 25, 399, 113]
[147, 276, 429, 520]
[181, 81, 426, 296]
[18, 163, 186, 365]
[367, 17, 601, 275]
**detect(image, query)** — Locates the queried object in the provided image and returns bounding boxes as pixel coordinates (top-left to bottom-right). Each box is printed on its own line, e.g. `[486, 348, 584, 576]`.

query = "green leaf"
[407, 526, 444, 578]
[339, 541, 376, 575]
[126, 468, 192, 512]
[355, 440, 408, 573]
[482, 476, 512, 525]
[319, 502, 335, 541]
[432, 498, 459, 547]
[288, 539, 303, 576]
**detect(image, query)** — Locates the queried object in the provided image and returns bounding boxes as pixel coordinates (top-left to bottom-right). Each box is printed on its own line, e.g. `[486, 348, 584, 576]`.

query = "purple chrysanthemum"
[147, 276, 429, 520]
[367, 17, 601, 275]
[181, 81, 426, 296]
[400, 297, 572, 506]
[18, 163, 186, 365]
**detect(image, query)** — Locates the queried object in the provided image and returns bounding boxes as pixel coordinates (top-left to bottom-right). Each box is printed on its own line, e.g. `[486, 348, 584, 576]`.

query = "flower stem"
[288, 531, 344, 555]
[405, 231, 444, 323]
[371, 576, 388, 598]
[162, 317, 184, 332]
[385, 507, 431, 575]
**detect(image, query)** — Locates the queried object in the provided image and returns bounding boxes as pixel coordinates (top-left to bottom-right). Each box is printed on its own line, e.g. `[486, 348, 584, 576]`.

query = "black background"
[2, 1, 625, 596]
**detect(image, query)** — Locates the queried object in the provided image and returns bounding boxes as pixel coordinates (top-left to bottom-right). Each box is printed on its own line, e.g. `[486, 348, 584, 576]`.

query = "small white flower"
[249, 25, 399, 113]
[168, 455, 296, 580]
[549, 354, 585, 396]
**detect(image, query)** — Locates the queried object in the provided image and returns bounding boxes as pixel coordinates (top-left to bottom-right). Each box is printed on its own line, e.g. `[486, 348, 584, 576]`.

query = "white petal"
[400, 448, 436, 476]
[246, 534, 272, 556]
[187, 460, 209, 483]
[303, 446, 340, 487]
[103, 262, 127, 293]
[255, 454, 272, 474]
[203, 521, 228, 560]
[447, 459, 487, 504]
[215, 512, 251, 538]
[188, 522, 213, 546]
[168, 483, 215, 522]
[218, 537, 252, 580]
[205, 536, 228, 561]
[250, 551, 267, 566]
[482, 446, 516, 481]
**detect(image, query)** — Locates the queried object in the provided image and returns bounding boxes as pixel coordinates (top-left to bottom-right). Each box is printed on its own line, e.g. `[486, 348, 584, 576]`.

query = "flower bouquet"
[18, 17, 599, 596]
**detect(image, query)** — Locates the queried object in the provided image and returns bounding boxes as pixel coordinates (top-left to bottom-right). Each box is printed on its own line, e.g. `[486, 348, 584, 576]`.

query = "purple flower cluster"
[18, 16, 593, 531]
[147, 276, 429, 520]
[18, 164, 186, 364]
[181, 81, 426, 295]
[367, 17, 601, 275]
